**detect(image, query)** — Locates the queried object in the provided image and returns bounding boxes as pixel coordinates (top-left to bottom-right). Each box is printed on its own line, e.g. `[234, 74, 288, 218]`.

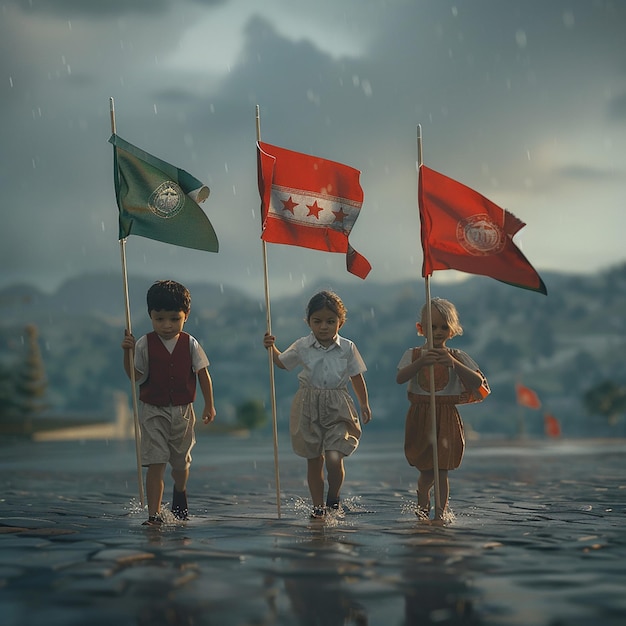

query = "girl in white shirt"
[264, 290, 372, 519]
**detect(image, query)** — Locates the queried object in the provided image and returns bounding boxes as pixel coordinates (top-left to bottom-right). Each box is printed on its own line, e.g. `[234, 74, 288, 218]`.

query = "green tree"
[0, 363, 17, 420]
[583, 380, 626, 426]
[235, 399, 268, 430]
[14, 325, 48, 430]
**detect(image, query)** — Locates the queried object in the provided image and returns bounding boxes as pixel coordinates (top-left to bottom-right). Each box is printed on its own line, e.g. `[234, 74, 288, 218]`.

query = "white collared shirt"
[278, 332, 366, 389]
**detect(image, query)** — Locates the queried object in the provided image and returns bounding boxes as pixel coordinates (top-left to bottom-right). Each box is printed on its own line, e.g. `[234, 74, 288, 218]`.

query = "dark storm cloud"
[15, 0, 171, 17]
[213, 16, 368, 149]
[13, 0, 225, 18]
[191, 0, 227, 7]
[1, 0, 625, 293]
[354, 0, 626, 181]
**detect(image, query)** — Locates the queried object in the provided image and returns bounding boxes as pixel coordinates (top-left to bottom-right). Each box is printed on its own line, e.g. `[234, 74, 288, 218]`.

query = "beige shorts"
[139, 402, 196, 470]
[289, 387, 362, 459]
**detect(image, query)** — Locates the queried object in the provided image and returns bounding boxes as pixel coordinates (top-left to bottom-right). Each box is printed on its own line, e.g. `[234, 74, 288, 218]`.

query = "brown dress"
[402, 347, 489, 471]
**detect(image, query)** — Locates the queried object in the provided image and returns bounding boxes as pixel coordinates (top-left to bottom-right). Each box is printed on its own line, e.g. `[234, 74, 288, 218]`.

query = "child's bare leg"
[325, 450, 346, 504]
[434, 470, 450, 521]
[146, 463, 166, 517]
[171, 467, 189, 493]
[307, 456, 325, 507]
[417, 469, 434, 512]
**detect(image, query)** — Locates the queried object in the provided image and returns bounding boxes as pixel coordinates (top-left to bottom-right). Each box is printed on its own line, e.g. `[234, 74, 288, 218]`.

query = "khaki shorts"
[139, 402, 196, 470]
[289, 387, 362, 459]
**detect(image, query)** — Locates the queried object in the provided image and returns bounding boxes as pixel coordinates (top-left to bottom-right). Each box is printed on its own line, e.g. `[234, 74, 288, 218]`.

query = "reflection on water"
[0, 435, 625, 625]
[269, 525, 369, 626]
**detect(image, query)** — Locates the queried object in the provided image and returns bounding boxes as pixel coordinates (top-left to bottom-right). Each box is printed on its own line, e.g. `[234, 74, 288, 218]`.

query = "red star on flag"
[332, 207, 347, 224]
[281, 196, 298, 214]
[307, 201, 324, 219]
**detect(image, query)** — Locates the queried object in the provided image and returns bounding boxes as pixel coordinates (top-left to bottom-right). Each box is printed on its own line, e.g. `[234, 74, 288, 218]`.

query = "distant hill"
[1, 263, 625, 438]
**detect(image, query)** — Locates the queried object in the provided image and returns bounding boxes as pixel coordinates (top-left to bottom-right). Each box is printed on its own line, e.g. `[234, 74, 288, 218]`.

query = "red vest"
[139, 332, 197, 406]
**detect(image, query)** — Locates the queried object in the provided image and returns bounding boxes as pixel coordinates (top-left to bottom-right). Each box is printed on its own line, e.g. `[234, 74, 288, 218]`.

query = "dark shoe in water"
[142, 515, 163, 527]
[171, 488, 189, 521]
[310, 505, 326, 520]
[326, 499, 344, 515]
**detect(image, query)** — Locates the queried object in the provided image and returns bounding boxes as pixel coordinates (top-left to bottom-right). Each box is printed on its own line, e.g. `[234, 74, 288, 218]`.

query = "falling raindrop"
[515, 29, 527, 49]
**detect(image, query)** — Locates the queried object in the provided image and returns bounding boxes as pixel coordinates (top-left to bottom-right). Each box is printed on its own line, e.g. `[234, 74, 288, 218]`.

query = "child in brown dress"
[396, 298, 489, 522]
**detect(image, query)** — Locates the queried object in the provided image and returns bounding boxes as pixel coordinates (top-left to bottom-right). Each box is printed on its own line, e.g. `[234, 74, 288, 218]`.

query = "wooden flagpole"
[110, 97, 145, 508]
[417, 125, 442, 518]
[256, 105, 282, 519]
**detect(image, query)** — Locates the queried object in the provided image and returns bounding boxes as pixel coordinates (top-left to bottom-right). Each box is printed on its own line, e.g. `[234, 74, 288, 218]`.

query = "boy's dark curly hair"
[146, 280, 191, 314]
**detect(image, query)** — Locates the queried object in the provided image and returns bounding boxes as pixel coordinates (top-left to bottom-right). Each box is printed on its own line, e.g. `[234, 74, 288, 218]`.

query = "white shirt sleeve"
[133, 335, 149, 385]
[189, 335, 210, 372]
[277, 338, 303, 371]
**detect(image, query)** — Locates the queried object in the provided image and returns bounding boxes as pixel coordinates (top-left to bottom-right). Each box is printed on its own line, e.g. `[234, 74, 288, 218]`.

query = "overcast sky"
[1, 0, 625, 299]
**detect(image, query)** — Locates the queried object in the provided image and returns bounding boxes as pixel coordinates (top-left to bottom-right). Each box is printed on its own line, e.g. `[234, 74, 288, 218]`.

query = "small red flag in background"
[257, 141, 371, 279]
[516, 383, 542, 409]
[544, 413, 562, 437]
[418, 165, 546, 294]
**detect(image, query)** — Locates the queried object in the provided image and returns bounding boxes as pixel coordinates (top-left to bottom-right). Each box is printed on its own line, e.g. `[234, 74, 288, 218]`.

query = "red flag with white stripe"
[257, 141, 371, 279]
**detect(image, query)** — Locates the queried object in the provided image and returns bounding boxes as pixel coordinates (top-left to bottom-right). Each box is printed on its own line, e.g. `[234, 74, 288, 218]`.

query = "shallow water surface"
[0, 434, 625, 625]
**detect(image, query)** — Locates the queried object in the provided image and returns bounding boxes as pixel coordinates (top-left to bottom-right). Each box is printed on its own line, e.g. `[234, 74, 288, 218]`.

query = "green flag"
[109, 134, 219, 252]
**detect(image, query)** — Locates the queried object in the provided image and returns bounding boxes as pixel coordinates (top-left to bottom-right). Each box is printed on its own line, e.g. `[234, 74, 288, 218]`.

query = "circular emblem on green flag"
[149, 181, 185, 218]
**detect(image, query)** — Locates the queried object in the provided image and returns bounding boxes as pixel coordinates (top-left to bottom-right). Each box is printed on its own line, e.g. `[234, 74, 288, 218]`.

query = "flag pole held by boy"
[108, 97, 218, 507]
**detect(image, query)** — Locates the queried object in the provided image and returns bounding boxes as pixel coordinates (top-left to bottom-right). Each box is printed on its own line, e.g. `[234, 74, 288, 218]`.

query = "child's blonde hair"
[419, 297, 463, 337]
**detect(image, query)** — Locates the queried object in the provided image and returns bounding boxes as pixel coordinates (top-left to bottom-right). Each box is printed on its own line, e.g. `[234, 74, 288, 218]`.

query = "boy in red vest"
[122, 280, 216, 526]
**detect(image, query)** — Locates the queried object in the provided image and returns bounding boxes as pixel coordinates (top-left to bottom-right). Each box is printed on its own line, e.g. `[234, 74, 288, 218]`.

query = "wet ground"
[1, 434, 625, 625]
